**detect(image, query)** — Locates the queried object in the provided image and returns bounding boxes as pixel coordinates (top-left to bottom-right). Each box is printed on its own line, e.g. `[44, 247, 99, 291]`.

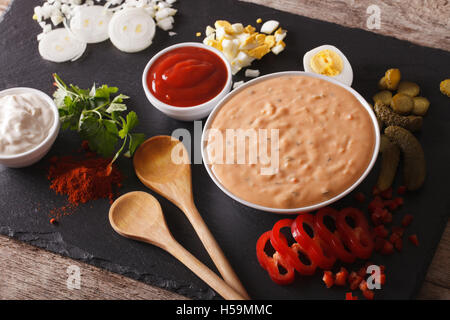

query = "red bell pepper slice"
[291, 213, 336, 269]
[336, 208, 374, 260]
[256, 231, 295, 285]
[314, 207, 356, 263]
[270, 219, 317, 275]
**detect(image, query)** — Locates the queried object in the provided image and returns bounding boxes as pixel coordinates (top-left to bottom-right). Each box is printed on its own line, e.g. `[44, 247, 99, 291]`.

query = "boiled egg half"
[303, 45, 353, 87]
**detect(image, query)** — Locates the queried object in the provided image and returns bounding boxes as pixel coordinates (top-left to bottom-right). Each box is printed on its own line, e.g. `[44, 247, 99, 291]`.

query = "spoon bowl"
[109, 191, 169, 246]
[133, 136, 249, 299]
[134, 136, 189, 185]
[109, 191, 246, 300]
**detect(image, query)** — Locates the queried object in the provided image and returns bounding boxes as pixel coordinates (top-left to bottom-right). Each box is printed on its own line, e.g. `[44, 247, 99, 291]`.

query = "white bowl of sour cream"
[0, 87, 60, 168]
[202, 71, 380, 214]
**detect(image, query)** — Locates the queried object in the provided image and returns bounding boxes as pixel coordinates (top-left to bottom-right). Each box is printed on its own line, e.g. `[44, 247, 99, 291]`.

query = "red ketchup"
[147, 46, 228, 107]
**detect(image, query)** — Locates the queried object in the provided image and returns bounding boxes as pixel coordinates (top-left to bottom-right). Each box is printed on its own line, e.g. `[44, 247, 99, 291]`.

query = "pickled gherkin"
[385, 69, 401, 90]
[412, 97, 430, 116]
[377, 135, 400, 191]
[373, 90, 392, 106]
[391, 93, 414, 115]
[385, 126, 426, 191]
[374, 102, 422, 132]
[440, 79, 450, 97]
[397, 81, 420, 97]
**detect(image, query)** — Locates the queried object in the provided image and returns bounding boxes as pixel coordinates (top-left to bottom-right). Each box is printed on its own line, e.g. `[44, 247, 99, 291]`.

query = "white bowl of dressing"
[0, 87, 60, 168]
[201, 71, 380, 214]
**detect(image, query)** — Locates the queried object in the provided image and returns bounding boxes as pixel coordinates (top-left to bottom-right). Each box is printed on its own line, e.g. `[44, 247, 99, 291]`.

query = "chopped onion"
[70, 5, 112, 43]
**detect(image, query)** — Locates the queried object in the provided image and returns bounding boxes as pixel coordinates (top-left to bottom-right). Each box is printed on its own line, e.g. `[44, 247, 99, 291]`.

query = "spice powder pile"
[48, 153, 123, 206]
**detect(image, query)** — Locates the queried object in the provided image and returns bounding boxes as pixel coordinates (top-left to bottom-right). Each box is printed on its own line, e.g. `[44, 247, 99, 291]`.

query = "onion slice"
[108, 7, 155, 53]
[38, 28, 87, 63]
[70, 5, 112, 44]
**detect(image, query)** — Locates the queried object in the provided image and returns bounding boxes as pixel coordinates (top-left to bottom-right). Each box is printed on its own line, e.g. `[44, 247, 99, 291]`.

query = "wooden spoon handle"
[166, 237, 246, 300]
[182, 203, 250, 299]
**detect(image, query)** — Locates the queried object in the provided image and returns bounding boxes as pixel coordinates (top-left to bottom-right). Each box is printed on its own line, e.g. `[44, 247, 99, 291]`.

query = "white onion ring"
[38, 28, 87, 63]
[108, 7, 155, 53]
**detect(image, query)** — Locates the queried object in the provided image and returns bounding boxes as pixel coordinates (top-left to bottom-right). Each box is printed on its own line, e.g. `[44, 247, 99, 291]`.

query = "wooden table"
[0, 0, 448, 300]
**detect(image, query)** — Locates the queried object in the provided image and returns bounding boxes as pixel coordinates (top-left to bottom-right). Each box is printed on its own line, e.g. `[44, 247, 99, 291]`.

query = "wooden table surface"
[0, 0, 448, 300]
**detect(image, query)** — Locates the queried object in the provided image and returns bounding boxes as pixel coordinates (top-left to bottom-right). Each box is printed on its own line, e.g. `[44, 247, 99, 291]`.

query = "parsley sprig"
[53, 73, 146, 165]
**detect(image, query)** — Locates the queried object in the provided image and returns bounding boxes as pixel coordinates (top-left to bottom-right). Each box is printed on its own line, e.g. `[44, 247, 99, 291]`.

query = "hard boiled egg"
[303, 45, 353, 87]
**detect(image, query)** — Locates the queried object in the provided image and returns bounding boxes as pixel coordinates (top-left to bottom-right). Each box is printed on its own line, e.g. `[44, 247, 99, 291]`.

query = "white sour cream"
[0, 93, 55, 156]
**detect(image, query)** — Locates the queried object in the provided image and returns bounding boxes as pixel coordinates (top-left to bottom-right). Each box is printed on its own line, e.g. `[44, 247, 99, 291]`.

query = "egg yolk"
[310, 49, 343, 77]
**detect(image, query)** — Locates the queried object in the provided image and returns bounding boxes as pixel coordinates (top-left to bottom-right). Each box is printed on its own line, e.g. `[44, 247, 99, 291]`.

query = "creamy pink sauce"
[206, 75, 376, 209]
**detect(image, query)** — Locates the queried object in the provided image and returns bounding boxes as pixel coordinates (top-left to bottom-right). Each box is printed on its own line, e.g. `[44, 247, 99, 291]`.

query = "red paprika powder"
[47, 146, 123, 206]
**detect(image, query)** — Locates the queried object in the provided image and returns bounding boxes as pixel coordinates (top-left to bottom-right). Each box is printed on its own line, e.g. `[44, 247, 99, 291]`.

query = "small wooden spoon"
[109, 192, 245, 300]
[133, 136, 249, 299]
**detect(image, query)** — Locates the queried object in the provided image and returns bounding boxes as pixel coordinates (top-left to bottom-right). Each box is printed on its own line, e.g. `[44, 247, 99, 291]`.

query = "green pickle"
[377, 135, 400, 191]
[373, 90, 392, 106]
[374, 101, 422, 132]
[397, 81, 420, 97]
[385, 126, 426, 191]
[385, 68, 401, 90]
[391, 93, 414, 115]
[412, 97, 430, 116]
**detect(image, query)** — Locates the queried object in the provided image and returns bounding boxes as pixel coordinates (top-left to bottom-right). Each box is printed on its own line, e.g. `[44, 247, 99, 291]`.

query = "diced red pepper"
[389, 232, 401, 244]
[379, 273, 386, 285]
[402, 214, 414, 227]
[349, 272, 363, 290]
[359, 280, 375, 299]
[382, 211, 393, 224]
[373, 225, 389, 238]
[371, 207, 385, 225]
[322, 271, 334, 288]
[380, 240, 394, 255]
[357, 266, 367, 278]
[380, 187, 393, 199]
[359, 279, 368, 291]
[397, 186, 407, 195]
[335, 267, 348, 286]
[362, 288, 375, 300]
[354, 192, 366, 203]
[394, 238, 403, 251]
[394, 197, 404, 206]
[369, 196, 384, 213]
[345, 292, 358, 300]
[409, 234, 419, 246]
[391, 226, 405, 237]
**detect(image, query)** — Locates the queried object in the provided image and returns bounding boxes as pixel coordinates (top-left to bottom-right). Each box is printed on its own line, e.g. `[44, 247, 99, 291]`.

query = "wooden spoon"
[133, 135, 249, 299]
[109, 191, 245, 300]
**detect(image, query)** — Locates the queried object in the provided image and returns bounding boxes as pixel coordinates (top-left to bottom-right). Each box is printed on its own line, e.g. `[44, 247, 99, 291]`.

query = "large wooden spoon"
[109, 191, 245, 300]
[133, 135, 249, 299]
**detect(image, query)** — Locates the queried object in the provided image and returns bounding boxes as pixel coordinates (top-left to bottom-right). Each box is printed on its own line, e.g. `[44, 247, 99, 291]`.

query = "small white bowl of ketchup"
[142, 42, 232, 121]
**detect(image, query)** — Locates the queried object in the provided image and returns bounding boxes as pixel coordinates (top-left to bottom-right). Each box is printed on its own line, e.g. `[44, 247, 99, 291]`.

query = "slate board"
[0, 0, 449, 300]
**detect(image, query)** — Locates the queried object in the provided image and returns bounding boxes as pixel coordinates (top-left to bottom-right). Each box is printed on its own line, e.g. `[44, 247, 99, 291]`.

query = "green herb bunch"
[52, 73, 146, 165]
